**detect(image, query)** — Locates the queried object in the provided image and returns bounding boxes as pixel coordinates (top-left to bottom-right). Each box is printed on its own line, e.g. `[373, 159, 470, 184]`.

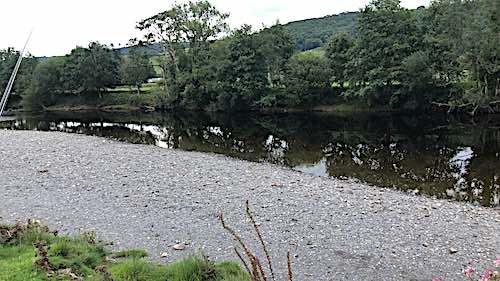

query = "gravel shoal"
[0, 130, 499, 281]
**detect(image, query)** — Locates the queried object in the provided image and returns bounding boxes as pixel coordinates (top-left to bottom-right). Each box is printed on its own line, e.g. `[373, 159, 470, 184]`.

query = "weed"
[219, 200, 295, 281]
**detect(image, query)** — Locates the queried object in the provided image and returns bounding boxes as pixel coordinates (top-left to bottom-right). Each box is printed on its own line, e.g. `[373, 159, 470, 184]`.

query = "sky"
[0, 0, 430, 57]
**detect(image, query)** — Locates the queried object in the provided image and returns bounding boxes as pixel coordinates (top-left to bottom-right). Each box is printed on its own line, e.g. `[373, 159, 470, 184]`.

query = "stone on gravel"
[172, 244, 186, 251]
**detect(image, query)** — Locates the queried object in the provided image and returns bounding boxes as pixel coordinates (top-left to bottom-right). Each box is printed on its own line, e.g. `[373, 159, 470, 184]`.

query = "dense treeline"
[331, 0, 499, 113]
[11, 43, 154, 111]
[1, 0, 498, 114]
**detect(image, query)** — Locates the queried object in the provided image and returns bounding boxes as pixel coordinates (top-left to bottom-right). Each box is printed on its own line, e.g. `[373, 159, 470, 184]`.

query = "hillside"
[283, 12, 359, 51]
[117, 12, 359, 55]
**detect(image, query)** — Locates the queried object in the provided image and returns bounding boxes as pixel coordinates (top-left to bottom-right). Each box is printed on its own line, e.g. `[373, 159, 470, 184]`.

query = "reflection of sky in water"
[450, 147, 474, 176]
[294, 158, 327, 177]
[264, 135, 289, 164]
[448, 147, 474, 198]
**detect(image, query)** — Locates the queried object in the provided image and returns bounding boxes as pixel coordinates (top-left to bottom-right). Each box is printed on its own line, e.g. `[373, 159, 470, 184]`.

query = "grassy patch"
[107, 256, 250, 281]
[112, 249, 148, 259]
[0, 221, 250, 281]
[0, 244, 47, 281]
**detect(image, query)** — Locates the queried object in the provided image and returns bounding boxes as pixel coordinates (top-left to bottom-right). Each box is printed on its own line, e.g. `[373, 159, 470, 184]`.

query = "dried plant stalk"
[220, 201, 297, 281]
[246, 200, 275, 281]
[219, 213, 265, 281]
[234, 247, 252, 276]
[287, 251, 293, 281]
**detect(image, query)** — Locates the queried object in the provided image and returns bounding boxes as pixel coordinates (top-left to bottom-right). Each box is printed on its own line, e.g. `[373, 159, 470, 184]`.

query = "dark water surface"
[1, 111, 499, 207]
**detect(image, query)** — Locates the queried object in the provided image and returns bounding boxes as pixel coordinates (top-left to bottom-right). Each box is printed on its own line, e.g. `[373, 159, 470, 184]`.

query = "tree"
[284, 52, 331, 107]
[348, 0, 420, 106]
[22, 57, 65, 111]
[120, 48, 155, 94]
[0, 48, 38, 109]
[422, 0, 499, 113]
[62, 42, 120, 96]
[256, 23, 295, 88]
[459, 0, 500, 111]
[325, 32, 353, 88]
[214, 25, 268, 111]
[136, 0, 229, 102]
[0, 48, 18, 92]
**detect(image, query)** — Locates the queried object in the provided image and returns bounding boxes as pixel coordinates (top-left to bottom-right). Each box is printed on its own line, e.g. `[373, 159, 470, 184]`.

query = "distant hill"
[284, 12, 359, 51]
[116, 12, 359, 55]
[115, 43, 162, 56]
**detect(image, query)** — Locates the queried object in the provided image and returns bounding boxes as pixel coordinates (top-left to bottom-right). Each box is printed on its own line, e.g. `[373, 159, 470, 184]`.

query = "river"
[1, 111, 499, 207]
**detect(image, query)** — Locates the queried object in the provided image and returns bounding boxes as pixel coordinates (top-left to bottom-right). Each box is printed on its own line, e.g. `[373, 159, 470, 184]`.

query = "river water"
[1, 111, 499, 207]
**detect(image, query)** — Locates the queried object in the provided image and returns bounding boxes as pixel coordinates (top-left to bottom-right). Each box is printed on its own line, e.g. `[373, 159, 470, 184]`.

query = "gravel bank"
[0, 130, 498, 281]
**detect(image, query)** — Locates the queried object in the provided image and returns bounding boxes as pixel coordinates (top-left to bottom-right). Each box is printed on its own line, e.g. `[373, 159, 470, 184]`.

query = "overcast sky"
[0, 0, 430, 57]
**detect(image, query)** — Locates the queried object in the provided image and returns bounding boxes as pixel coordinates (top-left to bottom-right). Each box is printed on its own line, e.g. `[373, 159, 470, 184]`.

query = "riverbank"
[0, 130, 499, 280]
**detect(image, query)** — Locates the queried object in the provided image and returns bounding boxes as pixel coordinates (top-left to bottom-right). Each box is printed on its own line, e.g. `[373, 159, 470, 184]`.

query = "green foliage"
[284, 12, 359, 51]
[21, 57, 64, 111]
[458, 0, 500, 107]
[324, 33, 353, 88]
[257, 24, 295, 88]
[120, 48, 155, 94]
[349, 0, 420, 105]
[413, 0, 500, 112]
[213, 25, 268, 111]
[21, 43, 121, 111]
[62, 42, 120, 95]
[0, 48, 18, 91]
[136, 0, 229, 104]
[283, 52, 331, 107]
[0, 48, 38, 108]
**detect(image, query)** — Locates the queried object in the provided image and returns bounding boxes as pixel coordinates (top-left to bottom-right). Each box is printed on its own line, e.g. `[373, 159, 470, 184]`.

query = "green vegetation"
[119, 48, 155, 94]
[283, 12, 358, 51]
[0, 220, 250, 281]
[0, 48, 37, 110]
[1, 0, 498, 115]
[112, 249, 149, 259]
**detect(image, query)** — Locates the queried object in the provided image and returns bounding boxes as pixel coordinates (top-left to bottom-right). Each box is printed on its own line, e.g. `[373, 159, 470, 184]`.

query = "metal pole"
[0, 30, 33, 117]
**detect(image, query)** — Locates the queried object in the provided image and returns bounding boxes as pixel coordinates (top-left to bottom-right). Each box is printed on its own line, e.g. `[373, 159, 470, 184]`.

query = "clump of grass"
[47, 236, 107, 276]
[0, 219, 57, 246]
[219, 200, 295, 281]
[112, 249, 148, 259]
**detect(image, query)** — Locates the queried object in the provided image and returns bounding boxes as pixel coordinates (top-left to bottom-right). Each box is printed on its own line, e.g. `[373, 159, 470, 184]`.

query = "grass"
[0, 244, 47, 281]
[112, 249, 148, 259]
[0, 221, 250, 281]
[108, 82, 159, 94]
